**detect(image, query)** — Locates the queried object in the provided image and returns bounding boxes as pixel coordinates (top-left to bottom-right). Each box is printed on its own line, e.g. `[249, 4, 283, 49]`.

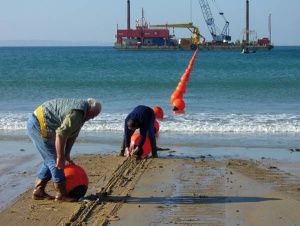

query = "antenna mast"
[268, 14, 272, 43]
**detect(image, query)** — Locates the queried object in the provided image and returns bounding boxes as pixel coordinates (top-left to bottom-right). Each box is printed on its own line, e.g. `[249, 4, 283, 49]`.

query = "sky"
[0, 0, 299, 46]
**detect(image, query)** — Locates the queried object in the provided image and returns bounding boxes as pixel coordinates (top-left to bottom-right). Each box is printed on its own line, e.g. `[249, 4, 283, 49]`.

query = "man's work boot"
[53, 182, 77, 202]
[149, 137, 158, 158]
[119, 139, 125, 156]
[119, 149, 125, 156]
[32, 178, 55, 200]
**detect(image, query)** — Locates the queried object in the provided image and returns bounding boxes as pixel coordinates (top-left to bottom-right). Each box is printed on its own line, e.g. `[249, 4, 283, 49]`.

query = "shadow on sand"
[102, 195, 280, 204]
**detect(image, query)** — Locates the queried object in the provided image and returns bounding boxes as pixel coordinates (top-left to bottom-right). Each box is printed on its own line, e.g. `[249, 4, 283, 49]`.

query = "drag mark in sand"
[66, 157, 152, 226]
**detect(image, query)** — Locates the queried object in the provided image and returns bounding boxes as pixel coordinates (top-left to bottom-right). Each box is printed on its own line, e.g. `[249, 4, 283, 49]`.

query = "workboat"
[114, 0, 274, 51]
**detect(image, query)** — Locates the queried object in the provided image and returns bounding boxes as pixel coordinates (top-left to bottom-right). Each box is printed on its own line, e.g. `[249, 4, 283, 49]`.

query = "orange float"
[129, 132, 151, 158]
[184, 68, 191, 77]
[190, 57, 195, 64]
[154, 120, 160, 134]
[152, 106, 164, 119]
[173, 98, 186, 111]
[170, 90, 183, 103]
[176, 81, 186, 93]
[188, 62, 194, 68]
[64, 164, 89, 198]
[181, 73, 190, 82]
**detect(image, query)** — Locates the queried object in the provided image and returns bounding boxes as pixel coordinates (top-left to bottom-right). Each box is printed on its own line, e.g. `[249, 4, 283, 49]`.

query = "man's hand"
[125, 147, 130, 158]
[56, 157, 65, 169]
[65, 155, 75, 165]
[126, 146, 140, 157]
[131, 146, 140, 156]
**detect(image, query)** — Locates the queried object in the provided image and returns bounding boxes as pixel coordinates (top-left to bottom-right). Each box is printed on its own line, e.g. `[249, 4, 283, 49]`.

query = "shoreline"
[0, 131, 299, 151]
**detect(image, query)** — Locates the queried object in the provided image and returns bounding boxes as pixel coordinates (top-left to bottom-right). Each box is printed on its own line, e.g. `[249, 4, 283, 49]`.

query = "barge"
[114, 0, 274, 51]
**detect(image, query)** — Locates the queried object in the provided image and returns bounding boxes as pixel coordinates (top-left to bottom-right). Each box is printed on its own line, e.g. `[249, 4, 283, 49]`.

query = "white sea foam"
[1, 112, 299, 134]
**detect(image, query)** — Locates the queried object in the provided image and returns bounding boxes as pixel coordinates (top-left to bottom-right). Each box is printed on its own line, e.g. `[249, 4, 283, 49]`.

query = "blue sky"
[0, 0, 299, 46]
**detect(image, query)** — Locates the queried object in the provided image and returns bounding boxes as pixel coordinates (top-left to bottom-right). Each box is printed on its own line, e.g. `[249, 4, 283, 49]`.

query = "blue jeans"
[26, 115, 65, 182]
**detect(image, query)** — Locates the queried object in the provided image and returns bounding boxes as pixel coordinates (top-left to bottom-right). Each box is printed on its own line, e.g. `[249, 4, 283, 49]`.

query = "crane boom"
[198, 0, 218, 38]
[150, 23, 196, 29]
[198, 0, 231, 42]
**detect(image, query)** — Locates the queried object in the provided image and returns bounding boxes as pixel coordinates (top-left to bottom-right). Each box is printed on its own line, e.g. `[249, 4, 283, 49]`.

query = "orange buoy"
[152, 106, 164, 119]
[170, 90, 183, 103]
[154, 120, 160, 134]
[189, 58, 195, 66]
[188, 62, 194, 68]
[176, 81, 186, 93]
[64, 164, 89, 198]
[129, 132, 151, 158]
[184, 68, 191, 77]
[181, 73, 190, 82]
[173, 98, 185, 111]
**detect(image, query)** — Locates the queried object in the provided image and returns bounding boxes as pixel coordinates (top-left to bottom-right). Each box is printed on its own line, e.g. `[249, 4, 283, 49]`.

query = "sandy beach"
[1, 140, 300, 226]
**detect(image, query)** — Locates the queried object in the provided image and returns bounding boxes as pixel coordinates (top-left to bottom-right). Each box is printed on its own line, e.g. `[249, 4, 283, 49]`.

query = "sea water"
[0, 46, 299, 151]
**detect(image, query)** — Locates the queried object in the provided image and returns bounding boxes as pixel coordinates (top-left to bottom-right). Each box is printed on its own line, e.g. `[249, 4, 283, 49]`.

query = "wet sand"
[1, 143, 300, 225]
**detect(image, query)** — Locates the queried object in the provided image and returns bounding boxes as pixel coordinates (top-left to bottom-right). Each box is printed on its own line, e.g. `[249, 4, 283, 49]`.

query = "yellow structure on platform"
[149, 23, 204, 49]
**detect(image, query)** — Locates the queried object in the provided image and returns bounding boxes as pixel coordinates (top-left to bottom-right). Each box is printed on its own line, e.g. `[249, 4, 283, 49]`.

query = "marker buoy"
[152, 106, 164, 119]
[129, 132, 151, 158]
[154, 120, 160, 134]
[173, 98, 185, 111]
[176, 81, 186, 93]
[64, 164, 89, 198]
[181, 73, 190, 82]
[170, 90, 183, 103]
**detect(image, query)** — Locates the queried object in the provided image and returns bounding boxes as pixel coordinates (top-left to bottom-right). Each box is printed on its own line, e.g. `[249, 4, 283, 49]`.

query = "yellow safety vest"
[35, 105, 47, 137]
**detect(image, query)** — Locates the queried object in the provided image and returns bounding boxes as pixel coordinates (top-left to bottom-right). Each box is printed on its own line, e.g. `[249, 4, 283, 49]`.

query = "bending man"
[27, 98, 101, 202]
[120, 105, 158, 158]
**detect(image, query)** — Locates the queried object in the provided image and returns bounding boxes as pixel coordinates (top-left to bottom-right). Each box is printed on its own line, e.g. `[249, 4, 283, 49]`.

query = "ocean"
[0, 46, 300, 153]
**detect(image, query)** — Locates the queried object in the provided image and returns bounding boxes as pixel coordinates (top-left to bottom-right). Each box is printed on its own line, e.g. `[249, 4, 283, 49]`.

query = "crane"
[149, 22, 205, 47]
[197, 0, 231, 43]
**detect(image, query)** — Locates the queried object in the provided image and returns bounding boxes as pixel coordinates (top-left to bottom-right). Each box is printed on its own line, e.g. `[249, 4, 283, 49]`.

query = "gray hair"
[87, 98, 102, 112]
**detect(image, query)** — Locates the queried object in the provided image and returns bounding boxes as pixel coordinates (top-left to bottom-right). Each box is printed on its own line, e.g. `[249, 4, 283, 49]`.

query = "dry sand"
[1, 154, 300, 226]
